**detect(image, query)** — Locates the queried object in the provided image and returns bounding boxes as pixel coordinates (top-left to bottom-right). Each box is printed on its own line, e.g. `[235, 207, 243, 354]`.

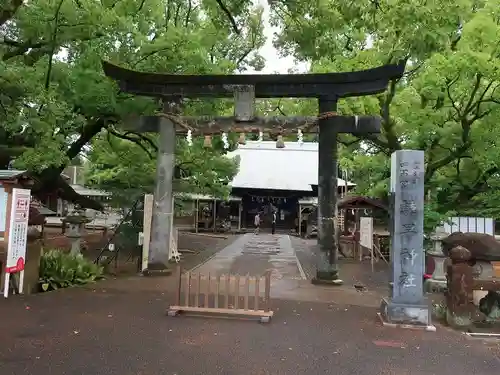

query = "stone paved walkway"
[192, 234, 384, 306]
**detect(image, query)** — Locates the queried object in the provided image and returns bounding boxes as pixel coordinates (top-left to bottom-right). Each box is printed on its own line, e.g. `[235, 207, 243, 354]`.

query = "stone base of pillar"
[312, 268, 343, 285]
[379, 297, 435, 331]
[143, 262, 172, 277]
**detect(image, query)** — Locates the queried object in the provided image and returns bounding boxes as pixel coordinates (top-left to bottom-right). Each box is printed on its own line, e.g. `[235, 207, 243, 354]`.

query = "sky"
[246, 0, 309, 74]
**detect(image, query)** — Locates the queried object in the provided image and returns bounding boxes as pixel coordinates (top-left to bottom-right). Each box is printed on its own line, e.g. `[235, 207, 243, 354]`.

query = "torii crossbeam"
[102, 60, 405, 283]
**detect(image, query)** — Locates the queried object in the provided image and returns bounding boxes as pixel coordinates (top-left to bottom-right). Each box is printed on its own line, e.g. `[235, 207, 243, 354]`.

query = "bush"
[39, 250, 104, 292]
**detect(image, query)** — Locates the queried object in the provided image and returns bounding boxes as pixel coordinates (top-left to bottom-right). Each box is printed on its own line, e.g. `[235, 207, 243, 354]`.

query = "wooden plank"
[254, 276, 260, 311]
[184, 271, 191, 307]
[215, 274, 220, 308]
[205, 273, 210, 308]
[168, 306, 274, 318]
[234, 275, 240, 309]
[224, 274, 230, 309]
[264, 271, 271, 312]
[175, 265, 182, 306]
[244, 275, 250, 311]
[195, 273, 201, 307]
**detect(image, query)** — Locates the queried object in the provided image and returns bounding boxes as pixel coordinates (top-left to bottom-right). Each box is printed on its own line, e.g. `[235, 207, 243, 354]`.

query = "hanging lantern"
[238, 132, 246, 145]
[297, 129, 303, 145]
[221, 132, 229, 149]
[186, 129, 193, 146]
[203, 135, 212, 148]
[276, 134, 285, 148]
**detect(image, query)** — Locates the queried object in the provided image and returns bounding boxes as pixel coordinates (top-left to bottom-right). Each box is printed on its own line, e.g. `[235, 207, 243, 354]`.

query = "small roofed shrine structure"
[102, 60, 405, 283]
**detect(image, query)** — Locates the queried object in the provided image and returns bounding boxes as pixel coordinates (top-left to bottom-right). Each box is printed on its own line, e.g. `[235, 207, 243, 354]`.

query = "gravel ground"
[1, 284, 499, 375]
[2, 233, 500, 375]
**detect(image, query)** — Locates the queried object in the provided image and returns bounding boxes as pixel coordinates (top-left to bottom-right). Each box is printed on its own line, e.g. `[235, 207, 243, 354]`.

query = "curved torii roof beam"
[102, 60, 406, 99]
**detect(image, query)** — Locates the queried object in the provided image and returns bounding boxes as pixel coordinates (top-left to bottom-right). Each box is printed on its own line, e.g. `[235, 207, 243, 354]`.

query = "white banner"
[359, 217, 373, 250]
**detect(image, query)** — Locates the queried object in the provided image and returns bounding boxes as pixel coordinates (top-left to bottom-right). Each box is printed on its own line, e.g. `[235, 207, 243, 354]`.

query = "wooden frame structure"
[168, 266, 273, 323]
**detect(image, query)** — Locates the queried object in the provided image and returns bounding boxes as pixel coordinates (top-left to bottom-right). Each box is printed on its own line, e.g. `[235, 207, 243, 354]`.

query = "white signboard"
[359, 217, 373, 250]
[4, 188, 31, 298]
[141, 194, 154, 272]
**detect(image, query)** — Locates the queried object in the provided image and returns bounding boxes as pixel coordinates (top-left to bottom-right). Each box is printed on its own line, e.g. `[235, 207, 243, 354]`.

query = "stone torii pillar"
[147, 100, 178, 272]
[313, 98, 381, 285]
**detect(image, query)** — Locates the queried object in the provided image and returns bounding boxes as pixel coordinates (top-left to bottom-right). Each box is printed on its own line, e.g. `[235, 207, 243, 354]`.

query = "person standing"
[254, 212, 261, 234]
[271, 210, 277, 235]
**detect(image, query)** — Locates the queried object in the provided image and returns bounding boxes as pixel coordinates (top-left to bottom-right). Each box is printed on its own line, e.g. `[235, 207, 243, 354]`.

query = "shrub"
[39, 250, 104, 292]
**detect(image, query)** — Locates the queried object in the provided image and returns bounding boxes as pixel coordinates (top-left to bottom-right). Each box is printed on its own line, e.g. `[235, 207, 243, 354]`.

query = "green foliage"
[0, 0, 264, 179]
[84, 132, 240, 207]
[269, 0, 500, 221]
[39, 250, 104, 292]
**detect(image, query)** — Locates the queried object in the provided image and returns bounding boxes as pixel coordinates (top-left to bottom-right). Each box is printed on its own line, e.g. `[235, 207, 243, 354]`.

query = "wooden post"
[244, 275, 250, 310]
[224, 274, 230, 309]
[205, 273, 210, 308]
[184, 271, 191, 307]
[195, 273, 201, 307]
[234, 274, 240, 309]
[175, 265, 182, 306]
[264, 270, 271, 312]
[446, 246, 474, 328]
[254, 276, 260, 311]
[215, 274, 220, 308]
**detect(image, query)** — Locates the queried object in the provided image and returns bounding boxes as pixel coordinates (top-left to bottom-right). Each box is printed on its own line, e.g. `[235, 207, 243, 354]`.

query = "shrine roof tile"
[226, 141, 355, 192]
[0, 169, 28, 180]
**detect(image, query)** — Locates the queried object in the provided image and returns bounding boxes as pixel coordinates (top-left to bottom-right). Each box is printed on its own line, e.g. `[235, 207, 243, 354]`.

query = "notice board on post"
[3, 188, 31, 298]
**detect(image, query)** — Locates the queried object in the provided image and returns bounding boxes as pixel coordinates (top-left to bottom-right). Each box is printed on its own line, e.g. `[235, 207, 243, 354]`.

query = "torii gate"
[102, 61, 405, 283]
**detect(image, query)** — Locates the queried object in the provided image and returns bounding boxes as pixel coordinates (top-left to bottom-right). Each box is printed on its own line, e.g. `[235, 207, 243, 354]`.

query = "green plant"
[39, 250, 104, 292]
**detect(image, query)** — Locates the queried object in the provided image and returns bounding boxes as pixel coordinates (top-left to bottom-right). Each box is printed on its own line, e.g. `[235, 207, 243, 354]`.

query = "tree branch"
[215, 0, 241, 34]
[185, 0, 192, 28]
[44, 0, 65, 90]
[108, 128, 154, 158]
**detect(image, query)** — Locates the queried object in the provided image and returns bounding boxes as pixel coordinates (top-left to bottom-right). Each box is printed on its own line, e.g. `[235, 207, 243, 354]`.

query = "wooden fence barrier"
[168, 265, 273, 323]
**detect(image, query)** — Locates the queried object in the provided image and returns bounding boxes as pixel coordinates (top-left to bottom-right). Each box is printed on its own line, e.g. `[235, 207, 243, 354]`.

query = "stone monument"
[379, 150, 435, 330]
[63, 210, 91, 255]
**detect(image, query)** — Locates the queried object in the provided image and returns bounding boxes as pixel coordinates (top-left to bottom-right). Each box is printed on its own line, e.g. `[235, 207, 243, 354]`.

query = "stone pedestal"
[380, 150, 434, 330]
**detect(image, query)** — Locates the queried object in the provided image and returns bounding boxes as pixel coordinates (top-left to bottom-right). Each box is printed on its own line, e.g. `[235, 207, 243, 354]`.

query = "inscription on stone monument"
[381, 150, 433, 329]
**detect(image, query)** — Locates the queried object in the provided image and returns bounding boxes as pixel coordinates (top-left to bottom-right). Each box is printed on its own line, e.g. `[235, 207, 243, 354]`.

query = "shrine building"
[178, 140, 355, 233]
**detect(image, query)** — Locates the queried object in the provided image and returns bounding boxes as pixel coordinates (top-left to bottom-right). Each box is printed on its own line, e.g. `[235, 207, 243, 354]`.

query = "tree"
[0, 0, 265, 207]
[84, 131, 240, 207]
[268, 0, 500, 219]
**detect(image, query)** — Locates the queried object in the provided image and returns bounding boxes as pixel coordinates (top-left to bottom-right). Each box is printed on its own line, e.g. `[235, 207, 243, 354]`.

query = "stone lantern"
[62, 209, 91, 255]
